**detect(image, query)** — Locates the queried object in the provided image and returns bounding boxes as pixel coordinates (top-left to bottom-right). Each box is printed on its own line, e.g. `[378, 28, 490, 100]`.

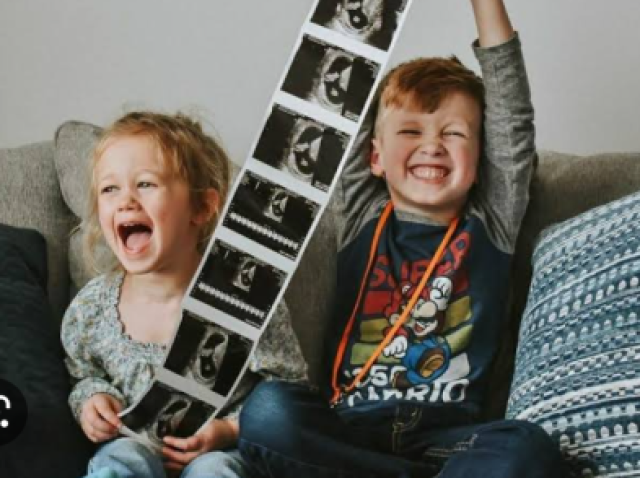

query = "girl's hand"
[80, 393, 123, 443]
[161, 418, 239, 472]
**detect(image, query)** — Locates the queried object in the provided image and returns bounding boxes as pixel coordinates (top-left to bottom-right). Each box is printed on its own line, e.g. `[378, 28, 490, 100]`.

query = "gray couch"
[1, 120, 639, 476]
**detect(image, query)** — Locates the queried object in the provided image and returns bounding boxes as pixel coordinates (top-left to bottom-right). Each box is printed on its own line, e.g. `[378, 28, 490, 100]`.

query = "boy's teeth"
[412, 166, 446, 179]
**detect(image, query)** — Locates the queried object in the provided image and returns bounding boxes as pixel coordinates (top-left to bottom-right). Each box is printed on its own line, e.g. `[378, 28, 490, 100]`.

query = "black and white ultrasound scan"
[282, 35, 379, 121]
[165, 311, 254, 398]
[191, 240, 286, 328]
[254, 104, 349, 191]
[223, 171, 319, 259]
[121, 382, 215, 448]
[311, 0, 407, 51]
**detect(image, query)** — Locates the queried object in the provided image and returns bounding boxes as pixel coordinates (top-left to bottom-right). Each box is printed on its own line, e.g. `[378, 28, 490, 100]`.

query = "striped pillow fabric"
[507, 192, 640, 477]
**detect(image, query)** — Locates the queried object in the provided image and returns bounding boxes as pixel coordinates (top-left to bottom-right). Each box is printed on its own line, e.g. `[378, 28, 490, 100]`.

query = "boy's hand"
[470, 0, 514, 47]
[161, 418, 239, 472]
[80, 393, 123, 443]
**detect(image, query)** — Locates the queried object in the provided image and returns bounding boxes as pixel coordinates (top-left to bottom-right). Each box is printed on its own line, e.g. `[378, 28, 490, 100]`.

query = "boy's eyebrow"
[443, 119, 473, 128]
[397, 117, 423, 125]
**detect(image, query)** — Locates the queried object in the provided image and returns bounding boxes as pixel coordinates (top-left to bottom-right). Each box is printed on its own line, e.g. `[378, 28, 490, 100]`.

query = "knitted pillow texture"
[507, 191, 640, 477]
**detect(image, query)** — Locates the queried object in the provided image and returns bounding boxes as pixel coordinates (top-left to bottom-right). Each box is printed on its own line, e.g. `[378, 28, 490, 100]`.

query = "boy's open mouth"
[411, 165, 449, 181]
[118, 222, 153, 252]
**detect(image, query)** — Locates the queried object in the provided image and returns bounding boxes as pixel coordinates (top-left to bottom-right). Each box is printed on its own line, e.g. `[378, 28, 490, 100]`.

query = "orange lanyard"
[330, 202, 460, 405]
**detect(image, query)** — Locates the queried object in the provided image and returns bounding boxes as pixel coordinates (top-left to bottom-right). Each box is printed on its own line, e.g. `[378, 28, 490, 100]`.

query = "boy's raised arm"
[471, 0, 536, 253]
[470, 0, 515, 47]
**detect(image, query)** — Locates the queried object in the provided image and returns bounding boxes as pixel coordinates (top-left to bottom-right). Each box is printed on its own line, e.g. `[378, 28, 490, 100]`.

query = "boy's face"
[371, 91, 482, 222]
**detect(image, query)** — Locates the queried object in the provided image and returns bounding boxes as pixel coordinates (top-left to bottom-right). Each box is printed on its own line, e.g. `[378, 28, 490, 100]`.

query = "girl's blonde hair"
[83, 111, 231, 274]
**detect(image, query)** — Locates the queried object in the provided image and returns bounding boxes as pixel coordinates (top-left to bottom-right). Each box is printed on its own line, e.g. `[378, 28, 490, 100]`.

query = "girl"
[61, 112, 307, 478]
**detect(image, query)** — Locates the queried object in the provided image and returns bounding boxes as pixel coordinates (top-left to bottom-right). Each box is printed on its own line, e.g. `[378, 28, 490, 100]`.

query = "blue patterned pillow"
[507, 192, 640, 477]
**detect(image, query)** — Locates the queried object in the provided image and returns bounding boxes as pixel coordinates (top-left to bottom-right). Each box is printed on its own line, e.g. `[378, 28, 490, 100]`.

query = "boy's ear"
[370, 138, 385, 178]
[192, 188, 220, 226]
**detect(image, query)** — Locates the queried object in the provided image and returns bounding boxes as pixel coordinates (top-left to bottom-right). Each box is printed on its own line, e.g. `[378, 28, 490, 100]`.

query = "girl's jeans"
[88, 437, 250, 478]
[238, 381, 567, 478]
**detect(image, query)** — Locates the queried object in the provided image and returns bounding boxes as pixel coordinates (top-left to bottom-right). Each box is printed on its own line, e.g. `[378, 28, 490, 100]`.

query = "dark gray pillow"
[0, 223, 94, 478]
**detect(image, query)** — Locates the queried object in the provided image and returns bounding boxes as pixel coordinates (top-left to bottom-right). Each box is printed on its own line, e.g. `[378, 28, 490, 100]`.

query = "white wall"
[2, 0, 640, 161]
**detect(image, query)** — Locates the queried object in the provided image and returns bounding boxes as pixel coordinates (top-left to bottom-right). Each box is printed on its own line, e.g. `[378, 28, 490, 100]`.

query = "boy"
[239, 1, 565, 477]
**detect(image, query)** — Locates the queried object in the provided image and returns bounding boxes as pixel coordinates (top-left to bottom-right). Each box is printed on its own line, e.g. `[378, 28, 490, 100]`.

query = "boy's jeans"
[238, 382, 567, 478]
[88, 437, 249, 478]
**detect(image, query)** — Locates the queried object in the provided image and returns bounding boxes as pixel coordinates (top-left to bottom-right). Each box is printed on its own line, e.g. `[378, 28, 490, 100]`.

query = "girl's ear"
[370, 138, 385, 177]
[192, 189, 220, 226]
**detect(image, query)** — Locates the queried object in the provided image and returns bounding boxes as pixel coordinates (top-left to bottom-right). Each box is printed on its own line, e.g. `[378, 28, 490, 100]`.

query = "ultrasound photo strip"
[228, 213, 297, 249]
[223, 170, 320, 260]
[120, 381, 216, 450]
[183, 0, 413, 385]
[196, 284, 265, 320]
[164, 311, 253, 400]
[311, 0, 408, 52]
[122, 0, 418, 437]
[190, 239, 286, 329]
[282, 34, 379, 122]
[254, 104, 349, 192]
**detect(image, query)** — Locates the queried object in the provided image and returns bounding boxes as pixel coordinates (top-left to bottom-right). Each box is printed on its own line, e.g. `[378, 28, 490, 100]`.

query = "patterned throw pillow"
[507, 192, 640, 477]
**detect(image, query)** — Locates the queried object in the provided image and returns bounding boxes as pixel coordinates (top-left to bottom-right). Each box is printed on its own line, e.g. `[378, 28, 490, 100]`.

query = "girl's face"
[95, 135, 203, 275]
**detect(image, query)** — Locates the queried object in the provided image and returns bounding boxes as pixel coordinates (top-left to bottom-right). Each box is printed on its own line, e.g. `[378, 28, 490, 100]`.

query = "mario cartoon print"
[382, 276, 473, 388]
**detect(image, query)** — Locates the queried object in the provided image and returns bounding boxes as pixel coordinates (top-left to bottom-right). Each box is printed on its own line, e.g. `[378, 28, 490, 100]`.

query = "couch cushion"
[0, 140, 76, 322]
[285, 200, 338, 385]
[54, 121, 112, 293]
[514, 151, 640, 324]
[54, 121, 103, 219]
[506, 191, 640, 476]
[486, 151, 640, 419]
[0, 224, 94, 477]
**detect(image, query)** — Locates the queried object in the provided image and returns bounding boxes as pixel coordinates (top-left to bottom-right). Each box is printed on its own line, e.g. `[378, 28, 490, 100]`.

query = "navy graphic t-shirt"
[330, 211, 510, 422]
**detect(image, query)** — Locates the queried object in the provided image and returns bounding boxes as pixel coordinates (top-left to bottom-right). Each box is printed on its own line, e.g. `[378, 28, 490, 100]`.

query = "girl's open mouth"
[118, 222, 153, 253]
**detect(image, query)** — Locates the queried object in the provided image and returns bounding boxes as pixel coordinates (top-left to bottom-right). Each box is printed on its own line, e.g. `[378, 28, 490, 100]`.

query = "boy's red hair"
[376, 56, 485, 131]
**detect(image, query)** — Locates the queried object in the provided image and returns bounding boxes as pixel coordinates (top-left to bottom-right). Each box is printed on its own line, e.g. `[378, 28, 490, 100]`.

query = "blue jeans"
[88, 437, 250, 478]
[238, 382, 566, 478]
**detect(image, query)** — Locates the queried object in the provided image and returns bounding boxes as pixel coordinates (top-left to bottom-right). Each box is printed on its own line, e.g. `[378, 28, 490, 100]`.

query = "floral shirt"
[62, 271, 308, 422]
